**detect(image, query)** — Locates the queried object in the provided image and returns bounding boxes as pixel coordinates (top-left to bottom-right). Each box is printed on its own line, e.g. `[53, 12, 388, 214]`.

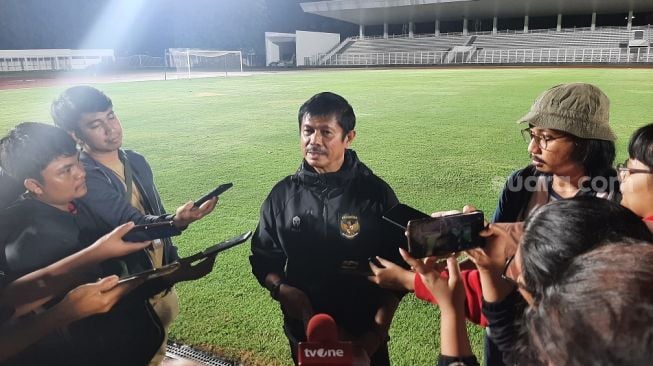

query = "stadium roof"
[300, 0, 653, 25]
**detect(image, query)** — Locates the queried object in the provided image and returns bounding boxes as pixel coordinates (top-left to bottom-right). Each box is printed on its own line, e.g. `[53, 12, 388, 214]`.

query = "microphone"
[298, 313, 354, 365]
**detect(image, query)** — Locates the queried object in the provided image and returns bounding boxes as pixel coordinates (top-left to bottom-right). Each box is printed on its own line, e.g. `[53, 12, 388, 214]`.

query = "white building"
[0, 49, 114, 72]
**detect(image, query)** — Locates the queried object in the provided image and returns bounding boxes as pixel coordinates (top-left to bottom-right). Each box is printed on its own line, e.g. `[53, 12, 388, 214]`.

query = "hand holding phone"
[117, 262, 180, 284]
[169, 231, 253, 283]
[407, 211, 486, 258]
[125, 232, 252, 297]
[198, 231, 252, 258]
[181, 231, 252, 264]
[193, 183, 233, 208]
[122, 221, 180, 242]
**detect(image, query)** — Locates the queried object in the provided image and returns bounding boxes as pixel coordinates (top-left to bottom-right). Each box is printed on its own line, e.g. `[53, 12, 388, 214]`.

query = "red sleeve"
[413, 270, 487, 327]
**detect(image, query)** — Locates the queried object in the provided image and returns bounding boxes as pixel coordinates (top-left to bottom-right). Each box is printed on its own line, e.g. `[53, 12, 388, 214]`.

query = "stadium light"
[78, 0, 149, 51]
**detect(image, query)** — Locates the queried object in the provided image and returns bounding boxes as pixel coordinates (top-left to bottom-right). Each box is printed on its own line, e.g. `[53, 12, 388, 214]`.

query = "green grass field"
[1, 67, 652, 365]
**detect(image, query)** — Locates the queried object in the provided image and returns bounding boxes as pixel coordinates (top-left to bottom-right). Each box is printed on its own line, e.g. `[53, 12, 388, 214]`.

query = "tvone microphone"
[298, 313, 354, 365]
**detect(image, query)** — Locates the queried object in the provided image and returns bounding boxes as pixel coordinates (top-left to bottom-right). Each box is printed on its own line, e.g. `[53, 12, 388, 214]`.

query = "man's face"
[26, 154, 87, 210]
[300, 114, 355, 174]
[514, 246, 535, 306]
[527, 127, 579, 176]
[74, 107, 123, 154]
[620, 158, 653, 218]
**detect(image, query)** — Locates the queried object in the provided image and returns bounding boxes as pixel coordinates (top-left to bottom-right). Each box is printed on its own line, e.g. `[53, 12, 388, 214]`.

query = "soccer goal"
[167, 48, 243, 79]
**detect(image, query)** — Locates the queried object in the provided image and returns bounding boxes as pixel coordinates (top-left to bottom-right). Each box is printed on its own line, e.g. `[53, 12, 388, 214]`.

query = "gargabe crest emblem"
[340, 214, 360, 239]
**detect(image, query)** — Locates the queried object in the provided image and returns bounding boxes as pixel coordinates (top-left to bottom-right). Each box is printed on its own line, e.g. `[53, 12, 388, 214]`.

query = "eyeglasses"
[521, 128, 568, 151]
[501, 254, 522, 288]
[617, 160, 652, 181]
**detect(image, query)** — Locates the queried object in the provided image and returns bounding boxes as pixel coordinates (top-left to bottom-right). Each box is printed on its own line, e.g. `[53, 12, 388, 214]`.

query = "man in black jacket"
[250, 92, 405, 365]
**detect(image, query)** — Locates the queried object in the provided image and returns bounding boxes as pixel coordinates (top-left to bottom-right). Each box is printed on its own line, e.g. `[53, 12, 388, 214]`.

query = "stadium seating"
[315, 26, 652, 66]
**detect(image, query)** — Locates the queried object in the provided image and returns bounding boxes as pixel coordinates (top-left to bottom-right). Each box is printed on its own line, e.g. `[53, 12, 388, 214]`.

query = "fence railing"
[114, 55, 166, 68]
[308, 47, 652, 66]
[356, 24, 651, 41]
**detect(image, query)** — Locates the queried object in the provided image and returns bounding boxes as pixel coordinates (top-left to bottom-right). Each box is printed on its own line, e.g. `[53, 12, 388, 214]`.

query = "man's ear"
[24, 178, 43, 195]
[70, 131, 84, 146]
[345, 130, 356, 146]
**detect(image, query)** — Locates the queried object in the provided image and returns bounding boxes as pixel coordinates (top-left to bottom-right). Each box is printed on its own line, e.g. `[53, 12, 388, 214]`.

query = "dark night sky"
[0, 0, 649, 56]
[0, 0, 357, 56]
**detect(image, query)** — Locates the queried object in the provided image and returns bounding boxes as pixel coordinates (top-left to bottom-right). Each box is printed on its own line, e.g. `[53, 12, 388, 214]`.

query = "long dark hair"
[526, 242, 653, 366]
[570, 137, 617, 193]
[521, 196, 653, 299]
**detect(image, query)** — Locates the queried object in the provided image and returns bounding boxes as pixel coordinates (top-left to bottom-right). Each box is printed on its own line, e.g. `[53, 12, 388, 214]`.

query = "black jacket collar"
[294, 150, 370, 189]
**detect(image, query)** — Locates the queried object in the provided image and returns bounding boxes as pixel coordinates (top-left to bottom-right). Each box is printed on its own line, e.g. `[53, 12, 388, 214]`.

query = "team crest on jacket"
[340, 214, 360, 239]
[291, 216, 301, 231]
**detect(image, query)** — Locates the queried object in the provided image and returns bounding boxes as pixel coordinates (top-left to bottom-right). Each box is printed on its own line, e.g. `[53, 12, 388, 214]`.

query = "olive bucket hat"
[517, 83, 617, 141]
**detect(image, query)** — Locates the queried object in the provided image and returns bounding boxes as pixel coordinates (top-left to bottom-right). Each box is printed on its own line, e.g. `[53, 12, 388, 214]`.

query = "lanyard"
[120, 151, 134, 204]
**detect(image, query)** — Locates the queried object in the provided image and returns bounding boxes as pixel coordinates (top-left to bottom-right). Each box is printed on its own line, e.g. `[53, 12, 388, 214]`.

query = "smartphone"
[194, 183, 233, 208]
[198, 231, 252, 258]
[382, 203, 430, 230]
[407, 211, 486, 258]
[117, 262, 180, 284]
[122, 221, 179, 242]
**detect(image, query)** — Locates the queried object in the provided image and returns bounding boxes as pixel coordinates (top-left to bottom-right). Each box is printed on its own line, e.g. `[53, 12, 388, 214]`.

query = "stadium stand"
[312, 26, 652, 66]
[299, 0, 653, 66]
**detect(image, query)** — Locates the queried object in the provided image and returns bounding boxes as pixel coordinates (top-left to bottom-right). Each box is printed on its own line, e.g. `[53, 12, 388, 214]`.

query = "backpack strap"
[118, 150, 134, 205]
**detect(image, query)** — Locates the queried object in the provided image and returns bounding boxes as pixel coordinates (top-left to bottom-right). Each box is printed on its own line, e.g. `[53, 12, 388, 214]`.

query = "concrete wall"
[295, 31, 341, 66]
[265, 37, 280, 66]
[0, 49, 114, 72]
[265, 32, 297, 66]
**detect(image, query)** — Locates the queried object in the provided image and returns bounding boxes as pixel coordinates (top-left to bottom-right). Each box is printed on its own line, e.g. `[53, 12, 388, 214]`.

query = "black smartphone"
[382, 203, 430, 230]
[117, 262, 180, 284]
[368, 256, 385, 269]
[406, 211, 486, 258]
[197, 231, 252, 258]
[193, 183, 233, 208]
[123, 221, 179, 242]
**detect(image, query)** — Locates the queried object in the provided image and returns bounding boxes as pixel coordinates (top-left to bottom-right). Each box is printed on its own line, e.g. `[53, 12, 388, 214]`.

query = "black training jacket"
[250, 149, 406, 334]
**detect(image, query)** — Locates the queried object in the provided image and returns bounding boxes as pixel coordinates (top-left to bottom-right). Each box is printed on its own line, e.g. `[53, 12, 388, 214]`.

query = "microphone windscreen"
[306, 313, 339, 343]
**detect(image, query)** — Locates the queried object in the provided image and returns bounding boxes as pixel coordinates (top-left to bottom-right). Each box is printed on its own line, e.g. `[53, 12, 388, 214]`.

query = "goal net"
[167, 49, 243, 79]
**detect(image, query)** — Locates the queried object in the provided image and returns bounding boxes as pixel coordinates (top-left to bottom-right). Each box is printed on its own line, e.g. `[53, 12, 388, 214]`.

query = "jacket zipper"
[320, 178, 329, 235]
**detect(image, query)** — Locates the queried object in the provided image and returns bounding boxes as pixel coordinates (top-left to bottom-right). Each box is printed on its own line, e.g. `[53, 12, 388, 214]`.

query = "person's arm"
[1, 223, 149, 313]
[371, 205, 487, 325]
[82, 167, 216, 229]
[134, 253, 218, 300]
[0, 276, 136, 362]
[400, 249, 476, 361]
[368, 258, 415, 291]
[466, 223, 522, 303]
[481, 289, 526, 357]
[266, 272, 314, 326]
[350, 291, 400, 357]
[250, 195, 314, 325]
